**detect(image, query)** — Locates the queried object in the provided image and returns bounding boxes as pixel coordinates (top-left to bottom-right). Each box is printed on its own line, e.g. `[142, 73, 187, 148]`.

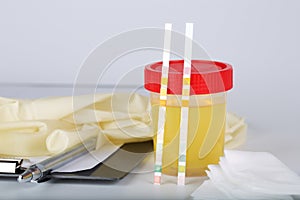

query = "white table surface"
[0, 85, 299, 200]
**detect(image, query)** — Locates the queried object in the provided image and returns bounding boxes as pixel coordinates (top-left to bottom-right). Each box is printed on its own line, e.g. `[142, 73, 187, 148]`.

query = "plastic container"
[144, 60, 233, 176]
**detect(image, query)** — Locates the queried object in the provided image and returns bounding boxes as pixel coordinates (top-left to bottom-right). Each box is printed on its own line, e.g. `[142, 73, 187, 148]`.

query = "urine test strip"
[177, 23, 193, 186]
[154, 23, 172, 185]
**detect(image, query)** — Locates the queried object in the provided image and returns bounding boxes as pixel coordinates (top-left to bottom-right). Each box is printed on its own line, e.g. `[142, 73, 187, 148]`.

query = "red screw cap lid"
[144, 60, 233, 95]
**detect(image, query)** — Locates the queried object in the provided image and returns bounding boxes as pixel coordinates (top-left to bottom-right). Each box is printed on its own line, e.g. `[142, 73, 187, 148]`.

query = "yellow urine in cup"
[152, 102, 226, 176]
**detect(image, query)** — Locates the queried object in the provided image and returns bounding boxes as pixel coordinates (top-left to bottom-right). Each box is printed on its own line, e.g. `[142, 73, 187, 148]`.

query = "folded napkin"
[191, 150, 300, 200]
[0, 93, 247, 157]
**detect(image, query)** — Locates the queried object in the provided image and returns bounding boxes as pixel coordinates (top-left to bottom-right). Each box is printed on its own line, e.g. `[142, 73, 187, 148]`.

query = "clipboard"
[0, 140, 153, 182]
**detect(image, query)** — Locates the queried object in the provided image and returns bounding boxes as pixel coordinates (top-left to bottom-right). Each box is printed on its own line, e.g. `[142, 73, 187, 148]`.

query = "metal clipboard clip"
[0, 158, 23, 174]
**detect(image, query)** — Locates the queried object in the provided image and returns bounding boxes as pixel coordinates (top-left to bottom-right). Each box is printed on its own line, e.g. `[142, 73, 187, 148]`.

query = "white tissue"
[191, 150, 300, 200]
[191, 180, 293, 200]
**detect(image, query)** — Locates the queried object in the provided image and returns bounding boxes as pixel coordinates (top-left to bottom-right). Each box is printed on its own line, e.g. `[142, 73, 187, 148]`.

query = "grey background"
[0, 0, 299, 118]
[0, 0, 300, 199]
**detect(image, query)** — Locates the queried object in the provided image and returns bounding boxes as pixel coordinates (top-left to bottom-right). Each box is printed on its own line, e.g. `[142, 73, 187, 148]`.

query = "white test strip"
[177, 23, 194, 186]
[153, 23, 172, 185]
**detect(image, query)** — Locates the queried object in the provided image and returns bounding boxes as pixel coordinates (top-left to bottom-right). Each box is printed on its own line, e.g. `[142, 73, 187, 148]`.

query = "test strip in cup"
[177, 23, 193, 186]
[154, 23, 172, 185]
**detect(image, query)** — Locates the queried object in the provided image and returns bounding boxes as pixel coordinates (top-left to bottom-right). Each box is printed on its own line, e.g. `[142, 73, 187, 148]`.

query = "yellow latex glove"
[0, 93, 152, 157]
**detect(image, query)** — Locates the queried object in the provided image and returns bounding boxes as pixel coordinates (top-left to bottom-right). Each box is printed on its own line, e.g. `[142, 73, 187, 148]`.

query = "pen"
[18, 137, 97, 183]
